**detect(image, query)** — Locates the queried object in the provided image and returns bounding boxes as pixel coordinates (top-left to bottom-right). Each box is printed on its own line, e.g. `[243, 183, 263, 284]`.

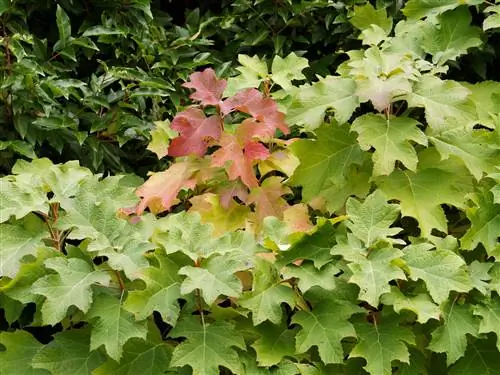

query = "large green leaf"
[271, 52, 308, 90]
[92, 338, 172, 375]
[402, 244, 472, 304]
[377, 166, 470, 237]
[0, 214, 48, 278]
[179, 252, 251, 305]
[348, 247, 406, 308]
[428, 301, 480, 365]
[352, 114, 427, 176]
[32, 257, 110, 325]
[350, 312, 416, 375]
[381, 286, 440, 324]
[474, 297, 500, 351]
[32, 328, 106, 375]
[345, 190, 404, 247]
[123, 253, 182, 325]
[403, 0, 483, 19]
[407, 75, 476, 132]
[0, 176, 48, 223]
[449, 336, 500, 375]
[461, 189, 500, 257]
[421, 7, 483, 65]
[0, 331, 49, 375]
[252, 322, 298, 367]
[288, 123, 365, 202]
[286, 76, 359, 129]
[292, 299, 357, 364]
[87, 292, 147, 361]
[169, 317, 245, 375]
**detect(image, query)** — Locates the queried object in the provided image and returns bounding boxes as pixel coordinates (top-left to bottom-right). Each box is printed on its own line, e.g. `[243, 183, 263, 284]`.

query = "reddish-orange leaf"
[135, 161, 198, 215]
[168, 108, 222, 157]
[182, 68, 227, 105]
[220, 88, 289, 138]
[247, 176, 291, 225]
[211, 134, 270, 188]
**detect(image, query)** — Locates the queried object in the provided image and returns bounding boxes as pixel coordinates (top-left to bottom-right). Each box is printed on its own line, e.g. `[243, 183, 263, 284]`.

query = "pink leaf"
[168, 108, 222, 157]
[182, 68, 227, 105]
[220, 88, 289, 138]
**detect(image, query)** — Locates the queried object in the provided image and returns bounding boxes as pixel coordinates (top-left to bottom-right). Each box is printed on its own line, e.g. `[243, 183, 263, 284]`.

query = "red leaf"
[135, 161, 198, 215]
[220, 88, 289, 139]
[211, 134, 270, 188]
[168, 108, 222, 157]
[182, 68, 227, 105]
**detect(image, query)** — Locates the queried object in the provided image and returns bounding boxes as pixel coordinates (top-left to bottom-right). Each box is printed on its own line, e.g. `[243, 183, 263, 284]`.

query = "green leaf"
[349, 3, 392, 34]
[169, 317, 245, 375]
[342, 47, 415, 112]
[0, 331, 49, 375]
[0, 247, 57, 304]
[461, 188, 500, 257]
[403, 0, 483, 19]
[32, 257, 111, 325]
[428, 301, 480, 365]
[468, 260, 493, 295]
[422, 7, 483, 65]
[402, 244, 472, 304]
[87, 292, 147, 361]
[407, 75, 476, 132]
[281, 262, 337, 293]
[0, 214, 48, 278]
[288, 123, 365, 202]
[225, 54, 268, 96]
[12, 158, 93, 200]
[252, 322, 298, 367]
[348, 247, 406, 308]
[0, 176, 48, 223]
[292, 299, 357, 364]
[147, 120, 177, 159]
[381, 286, 440, 324]
[463, 81, 500, 130]
[32, 328, 106, 375]
[0, 140, 37, 158]
[277, 221, 336, 269]
[345, 190, 404, 247]
[152, 212, 218, 261]
[429, 129, 500, 181]
[0, 0, 9, 16]
[377, 166, 470, 237]
[271, 52, 308, 90]
[92, 338, 172, 375]
[240, 259, 295, 325]
[124, 253, 182, 325]
[286, 76, 359, 129]
[352, 114, 427, 176]
[55, 5, 71, 49]
[474, 298, 500, 351]
[484, 5, 500, 31]
[350, 312, 416, 375]
[449, 336, 500, 375]
[179, 252, 251, 305]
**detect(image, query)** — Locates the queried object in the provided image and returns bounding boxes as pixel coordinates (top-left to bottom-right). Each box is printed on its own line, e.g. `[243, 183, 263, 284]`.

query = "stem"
[115, 270, 125, 292]
[194, 258, 206, 325]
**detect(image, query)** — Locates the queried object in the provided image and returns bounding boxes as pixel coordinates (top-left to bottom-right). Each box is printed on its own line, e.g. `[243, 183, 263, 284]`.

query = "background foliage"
[1, 0, 500, 374]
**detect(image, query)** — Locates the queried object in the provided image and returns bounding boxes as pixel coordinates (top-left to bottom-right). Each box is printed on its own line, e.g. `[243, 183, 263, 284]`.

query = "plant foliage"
[1, 1, 500, 374]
